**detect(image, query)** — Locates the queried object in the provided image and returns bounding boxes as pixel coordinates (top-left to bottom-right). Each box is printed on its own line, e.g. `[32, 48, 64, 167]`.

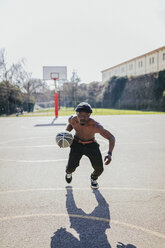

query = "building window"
[129, 64, 133, 70]
[138, 61, 143, 68]
[121, 67, 125, 72]
[163, 53, 165, 61]
[149, 57, 154, 64]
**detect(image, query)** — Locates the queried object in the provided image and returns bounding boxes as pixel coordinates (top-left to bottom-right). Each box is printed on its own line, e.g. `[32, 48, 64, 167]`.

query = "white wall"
[102, 47, 165, 82]
[159, 48, 165, 71]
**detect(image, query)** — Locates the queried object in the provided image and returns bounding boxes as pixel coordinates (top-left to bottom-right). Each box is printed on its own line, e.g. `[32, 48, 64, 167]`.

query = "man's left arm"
[98, 126, 115, 165]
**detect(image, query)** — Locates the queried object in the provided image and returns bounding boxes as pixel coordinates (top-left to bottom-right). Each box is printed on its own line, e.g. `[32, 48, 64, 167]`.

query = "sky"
[0, 0, 165, 84]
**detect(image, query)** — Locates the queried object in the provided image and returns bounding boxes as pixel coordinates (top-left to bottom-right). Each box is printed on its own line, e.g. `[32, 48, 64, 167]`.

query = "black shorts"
[66, 140, 103, 174]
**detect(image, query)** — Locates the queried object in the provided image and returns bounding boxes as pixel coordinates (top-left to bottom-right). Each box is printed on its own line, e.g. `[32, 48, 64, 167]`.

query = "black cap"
[75, 102, 93, 113]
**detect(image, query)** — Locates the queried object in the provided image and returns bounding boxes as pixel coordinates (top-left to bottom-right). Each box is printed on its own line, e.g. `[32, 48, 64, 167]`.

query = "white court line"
[0, 138, 107, 147]
[0, 149, 108, 163]
[0, 139, 106, 149]
[117, 141, 165, 145]
[0, 135, 164, 148]
[0, 213, 164, 240]
[0, 139, 107, 163]
[0, 187, 164, 194]
[0, 136, 53, 145]
[0, 137, 164, 163]
[0, 140, 165, 148]
[0, 145, 58, 148]
[0, 158, 67, 163]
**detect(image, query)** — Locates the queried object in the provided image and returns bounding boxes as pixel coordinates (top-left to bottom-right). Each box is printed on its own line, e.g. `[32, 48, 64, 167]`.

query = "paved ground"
[0, 115, 165, 248]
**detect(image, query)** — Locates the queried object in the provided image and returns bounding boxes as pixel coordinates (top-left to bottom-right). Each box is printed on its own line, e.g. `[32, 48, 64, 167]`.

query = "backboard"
[43, 66, 67, 81]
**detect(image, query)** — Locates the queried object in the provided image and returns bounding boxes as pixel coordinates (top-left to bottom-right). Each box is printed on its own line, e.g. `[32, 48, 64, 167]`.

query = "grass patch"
[92, 108, 165, 115]
[1, 107, 164, 117]
[12, 107, 165, 117]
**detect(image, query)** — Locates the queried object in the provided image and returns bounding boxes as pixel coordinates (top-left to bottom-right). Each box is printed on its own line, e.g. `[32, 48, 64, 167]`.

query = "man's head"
[75, 102, 92, 125]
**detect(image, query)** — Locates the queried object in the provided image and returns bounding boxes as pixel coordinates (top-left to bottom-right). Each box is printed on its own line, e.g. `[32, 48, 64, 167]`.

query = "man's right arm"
[66, 116, 73, 132]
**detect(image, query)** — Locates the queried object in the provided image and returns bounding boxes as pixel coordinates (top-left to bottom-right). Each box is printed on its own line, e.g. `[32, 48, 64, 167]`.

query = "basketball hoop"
[43, 66, 67, 120]
[51, 73, 59, 81]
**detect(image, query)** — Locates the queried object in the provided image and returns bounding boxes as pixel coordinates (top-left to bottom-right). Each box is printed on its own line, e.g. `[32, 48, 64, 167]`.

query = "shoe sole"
[90, 185, 99, 189]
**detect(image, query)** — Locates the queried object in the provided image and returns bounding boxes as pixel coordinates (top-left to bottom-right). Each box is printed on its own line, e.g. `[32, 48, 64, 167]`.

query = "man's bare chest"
[72, 123, 95, 135]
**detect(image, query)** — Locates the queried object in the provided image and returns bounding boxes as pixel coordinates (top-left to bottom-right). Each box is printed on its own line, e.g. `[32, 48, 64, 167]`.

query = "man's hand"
[104, 154, 112, 165]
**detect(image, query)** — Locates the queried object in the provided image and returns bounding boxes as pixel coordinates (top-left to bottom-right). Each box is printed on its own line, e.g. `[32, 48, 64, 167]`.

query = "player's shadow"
[117, 243, 136, 248]
[51, 186, 111, 247]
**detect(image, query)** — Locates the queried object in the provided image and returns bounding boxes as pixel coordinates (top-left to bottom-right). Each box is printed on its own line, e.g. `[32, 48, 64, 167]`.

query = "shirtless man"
[65, 102, 115, 189]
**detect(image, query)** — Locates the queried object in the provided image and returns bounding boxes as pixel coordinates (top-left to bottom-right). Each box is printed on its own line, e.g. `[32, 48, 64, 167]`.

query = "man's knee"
[92, 165, 104, 177]
[98, 166, 104, 176]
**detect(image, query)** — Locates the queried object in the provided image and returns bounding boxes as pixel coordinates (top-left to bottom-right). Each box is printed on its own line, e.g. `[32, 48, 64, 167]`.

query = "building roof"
[101, 45, 165, 73]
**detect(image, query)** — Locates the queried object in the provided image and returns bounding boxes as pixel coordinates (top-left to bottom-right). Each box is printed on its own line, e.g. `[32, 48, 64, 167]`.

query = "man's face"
[77, 112, 90, 125]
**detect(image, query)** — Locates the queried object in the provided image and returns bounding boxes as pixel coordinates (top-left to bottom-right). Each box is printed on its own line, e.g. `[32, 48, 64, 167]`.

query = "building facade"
[101, 46, 165, 83]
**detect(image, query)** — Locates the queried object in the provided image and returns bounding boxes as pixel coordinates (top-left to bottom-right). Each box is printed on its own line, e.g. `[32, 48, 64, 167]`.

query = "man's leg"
[65, 142, 83, 183]
[86, 143, 103, 179]
[85, 142, 104, 188]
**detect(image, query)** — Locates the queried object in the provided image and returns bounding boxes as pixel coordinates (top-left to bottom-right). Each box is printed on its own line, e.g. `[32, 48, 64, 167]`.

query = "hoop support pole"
[53, 79, 58, 118]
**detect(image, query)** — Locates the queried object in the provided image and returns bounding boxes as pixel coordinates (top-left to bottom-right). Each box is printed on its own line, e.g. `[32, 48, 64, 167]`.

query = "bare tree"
[0, 48, 31, 86]
[10, 59, 31, 87]
[0, 48, 47, 94]
[70, 70, 81, 107]
[23, 78, 47, 95]
[0, 48, 49, 112]
[0, 48, 8, 82]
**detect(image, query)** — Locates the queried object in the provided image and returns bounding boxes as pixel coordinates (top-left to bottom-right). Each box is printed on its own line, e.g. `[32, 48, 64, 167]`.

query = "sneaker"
[65, 173, 72, 183]
[91, 178, 99, 189]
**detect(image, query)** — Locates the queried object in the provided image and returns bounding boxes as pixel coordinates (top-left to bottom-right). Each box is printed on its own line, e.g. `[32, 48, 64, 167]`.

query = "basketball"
[56, 132, 73, 148]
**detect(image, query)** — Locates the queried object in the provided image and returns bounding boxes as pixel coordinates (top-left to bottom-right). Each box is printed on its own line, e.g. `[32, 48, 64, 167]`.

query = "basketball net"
[53, 78, 58, 118]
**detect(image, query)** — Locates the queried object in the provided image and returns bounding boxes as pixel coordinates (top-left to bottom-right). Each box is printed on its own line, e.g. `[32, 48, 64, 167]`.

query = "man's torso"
[69, 116, 101, 141]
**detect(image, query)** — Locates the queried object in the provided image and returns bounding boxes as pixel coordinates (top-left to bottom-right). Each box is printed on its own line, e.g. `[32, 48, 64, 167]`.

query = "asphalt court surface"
[0, 115, 165, 248]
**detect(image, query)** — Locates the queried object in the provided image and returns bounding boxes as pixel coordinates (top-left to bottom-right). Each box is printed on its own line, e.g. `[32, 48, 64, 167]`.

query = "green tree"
[102, 76, 127, 108]
[153, 70, 165, 100]
[87, 81, 104, 107]
[0, 81, 23, 115]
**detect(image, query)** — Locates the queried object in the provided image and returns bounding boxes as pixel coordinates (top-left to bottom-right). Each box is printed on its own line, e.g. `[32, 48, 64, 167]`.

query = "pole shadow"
[34, 117, 66, 127]
[34, 123, 66, 127]
[51, 186, 111, 247]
